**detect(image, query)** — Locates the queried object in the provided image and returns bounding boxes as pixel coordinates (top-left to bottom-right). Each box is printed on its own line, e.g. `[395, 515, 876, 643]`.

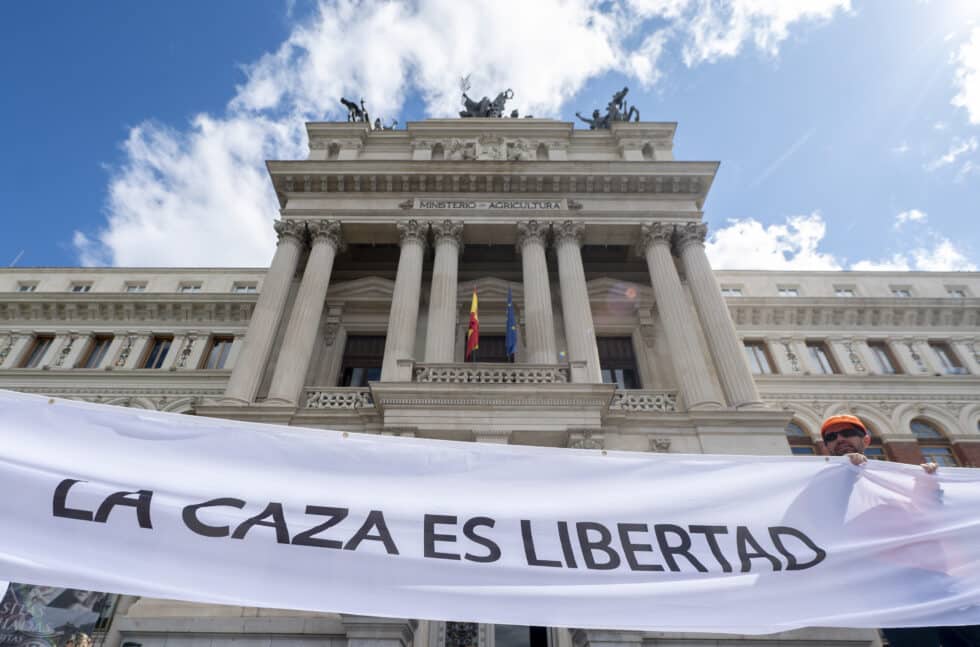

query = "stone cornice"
[0, 295, 255, 325]
[729, 298, 980, 329]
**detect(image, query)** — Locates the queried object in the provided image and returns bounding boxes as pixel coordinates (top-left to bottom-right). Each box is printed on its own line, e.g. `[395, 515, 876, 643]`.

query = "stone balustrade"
[413, 363, 570, 384]
[304, 387, 374, 409]
[609, 389, 679, 412]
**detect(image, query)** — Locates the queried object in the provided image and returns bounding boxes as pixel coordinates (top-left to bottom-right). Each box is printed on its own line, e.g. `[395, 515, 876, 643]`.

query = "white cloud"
[894, 208, 927, 229]
[705, 212, 843, 270]
[77, 0, 854, 267]
[924, 136, 978, 170]
[952, 26, 980, 124]
[708, 211, 977, 271]
[891, 141, 909, 153]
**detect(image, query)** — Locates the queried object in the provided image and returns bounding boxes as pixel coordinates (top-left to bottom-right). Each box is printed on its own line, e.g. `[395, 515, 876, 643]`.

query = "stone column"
[424, 220, 463, 362]
[381, 220, 427, 381]
[640, 222, 723, 410]
[675, 222, 763, 408]
[516, 220, 558, 364]
[267, 220, 344, 404]
[222, 220, 305, 403]
[553, 221, 601, 382]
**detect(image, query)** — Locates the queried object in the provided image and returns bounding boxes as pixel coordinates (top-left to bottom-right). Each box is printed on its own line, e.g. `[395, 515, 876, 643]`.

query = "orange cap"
[820, 414, 868, 438]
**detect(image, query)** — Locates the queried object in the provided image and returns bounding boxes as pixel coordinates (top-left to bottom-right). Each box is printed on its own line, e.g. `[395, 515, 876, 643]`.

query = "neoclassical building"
[1, 116, 979, 647]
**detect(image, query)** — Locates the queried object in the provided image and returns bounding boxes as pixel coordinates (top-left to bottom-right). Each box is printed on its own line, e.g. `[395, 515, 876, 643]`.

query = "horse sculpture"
[460, 88, 514, 118]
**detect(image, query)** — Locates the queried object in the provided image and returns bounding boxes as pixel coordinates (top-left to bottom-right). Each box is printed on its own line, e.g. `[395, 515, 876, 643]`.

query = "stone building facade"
[1, 117, 978, 647]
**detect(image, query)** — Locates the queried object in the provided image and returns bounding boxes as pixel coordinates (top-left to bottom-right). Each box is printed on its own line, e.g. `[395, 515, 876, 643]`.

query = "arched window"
[641, 143, 654, 160]
[911, 418, 958, 466]
[786, 421, 816, 455]
[535, 143, 549, 161]
[431, 143, 445, 160]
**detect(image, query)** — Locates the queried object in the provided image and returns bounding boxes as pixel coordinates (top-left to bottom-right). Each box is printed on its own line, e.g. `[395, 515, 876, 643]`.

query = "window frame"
[743, 340, 776, 375]
[140, 335, 174, 369]
[178, 283, 203, 293]
[69, 282, 93, 293]
[945, 286, 968, 299]
[910, 418, 959, 466]
[124, 282, 148, 293]
[867, 341, 901, 375]
[777, 286, 800, 297]
[929, 341, 968, 375]
[201, 335, 234, 369]
[805, 341, 839, 374]
[338, 334, 386, 387]
[833, 286, 856, 297]
[720, 286, 743, 297]
[79, 335, 114, 369]
[890, 286, 912, 298]
[596, 336, 641, 389]
[16, 282, 37, 293]
[231, 282, 258, 294]
[19, 335, 54, 368]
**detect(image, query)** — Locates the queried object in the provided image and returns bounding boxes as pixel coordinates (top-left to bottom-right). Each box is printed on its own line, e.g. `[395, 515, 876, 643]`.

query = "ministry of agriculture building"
[1, 114, 979, 647]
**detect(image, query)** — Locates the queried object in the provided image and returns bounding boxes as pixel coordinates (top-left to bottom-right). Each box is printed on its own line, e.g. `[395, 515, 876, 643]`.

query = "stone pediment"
[326, 276, 395, 302]
[457, 277, 523, 303]
[586, 277, 653, 306]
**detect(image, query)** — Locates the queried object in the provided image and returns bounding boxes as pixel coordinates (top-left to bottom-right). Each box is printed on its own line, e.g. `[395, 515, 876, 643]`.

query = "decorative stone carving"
[780, 340, 801, 372]
[0, 334, 13, 365]
[446, 139, 477, 161]
[398, 198, 414, 210]
[308, 138, 329, 150]
[609, 390, 679, 412]
[844, 340, 865, 372]
[567, 199, 583, 211]
[273, 220, 305, 244]
[477, 134, 505, 160]
[115, 335, 135, 367]
[445, 622, 479, 647]
[308, 220, 344, 250]
[568, 430, 604, 450]
[284, 176, 294, 192]
[175, 334, 196, 369]
[506, 139, 533, 161]
[650, 437, 672, 452]
[515, 220, 550, 251]
[304, 388, 374, 409]
[674, 222, 708, 252]
[322, 322, 341, 347]
[639, 222, 672, 250]
[431, 220, 464, 247]
[905, 340, 927, 372]
[54, 334, 77, 367]
[396, 220, 428, 248]
[414, 364, 570, 384]
[553, 220, 584, 246]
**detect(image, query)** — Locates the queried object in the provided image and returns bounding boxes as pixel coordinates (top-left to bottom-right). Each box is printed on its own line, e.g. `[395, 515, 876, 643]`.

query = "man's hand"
[846, 453, 868, 466]
[920, 462, 939, 474]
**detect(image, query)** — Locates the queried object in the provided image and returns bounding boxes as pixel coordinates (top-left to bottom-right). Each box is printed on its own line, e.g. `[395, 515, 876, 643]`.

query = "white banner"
[1, 390, 979, 634]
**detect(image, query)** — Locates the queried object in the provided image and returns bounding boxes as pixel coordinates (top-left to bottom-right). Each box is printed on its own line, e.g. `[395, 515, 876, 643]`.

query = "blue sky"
[1, 0, 978, 271]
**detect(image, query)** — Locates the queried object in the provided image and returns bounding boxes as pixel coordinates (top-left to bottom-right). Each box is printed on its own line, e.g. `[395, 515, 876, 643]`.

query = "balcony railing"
[304, 387, 374, 410]
[609, 389, 679, 413]
[413, 363, 570, 384]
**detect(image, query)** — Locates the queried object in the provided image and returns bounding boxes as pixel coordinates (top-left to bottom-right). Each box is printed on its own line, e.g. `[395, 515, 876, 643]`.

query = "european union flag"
[505, 286, 518, 361]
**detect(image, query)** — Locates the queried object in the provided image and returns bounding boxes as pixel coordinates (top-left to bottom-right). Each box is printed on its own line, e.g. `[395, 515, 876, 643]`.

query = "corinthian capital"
[273, 219, 306, 244]
[515, 220, 549, 251]
[639, 222, 673, 250]
[552, 220, 585, 247]
[431, 220, 464, 247]
[308, 220, 344, 250]
[674, 222, 708, 252]
[396, 219, 428, 248]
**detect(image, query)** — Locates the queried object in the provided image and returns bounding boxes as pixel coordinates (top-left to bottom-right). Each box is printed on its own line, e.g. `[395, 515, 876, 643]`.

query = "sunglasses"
[824, 428, 866, 443]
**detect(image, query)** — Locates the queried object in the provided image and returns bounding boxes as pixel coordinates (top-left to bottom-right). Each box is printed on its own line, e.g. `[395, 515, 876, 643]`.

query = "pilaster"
[640, 222, 723, 410]
[516, 220, 558, 364]
[52, 332, 89, 370]
[951, 338, 980, 375]
[424, 220, 463, 363]
[553, 221, 602, 382]
[381, 220, 428, 381]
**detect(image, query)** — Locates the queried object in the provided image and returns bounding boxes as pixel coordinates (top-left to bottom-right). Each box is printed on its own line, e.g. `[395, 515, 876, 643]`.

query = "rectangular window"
[743, 341, 775, 375]
[69, 283, 92, 293]
[891, 287, 912, 298]
[16, 282, 37, 292]
[720, 287, 743, 297]
[232, 283, 258, 294]
[834, 287, 856, 297]
[865, 446, 888, 461]
[597, 336, 641, 389]
[930, 342, 968, 375]
[790, 446, 816, 456]
[339, 335, 385, 386]
[920, 446, 959, 466]
[125, 282, 147, 293]
[806, 341, 838, 374]
[202, 336, 234, 369]
[777, 286, 800, 297]
[20, 335, 54, 368]
[946, 287, 968, 298]
[141, 336, 173, 369]
[465, 335, 511, 363]
[178, 283, 203, 293]
[868, 341, 900, 375]
[80, 335, 113, 369]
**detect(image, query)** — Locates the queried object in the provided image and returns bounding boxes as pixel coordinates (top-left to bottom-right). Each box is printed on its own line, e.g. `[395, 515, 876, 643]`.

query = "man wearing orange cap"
[820, 414, 938, 473]
[819, 415, 980, 646]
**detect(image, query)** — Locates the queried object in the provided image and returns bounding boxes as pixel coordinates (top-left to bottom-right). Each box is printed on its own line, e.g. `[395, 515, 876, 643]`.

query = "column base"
[686, 400, 725, 411]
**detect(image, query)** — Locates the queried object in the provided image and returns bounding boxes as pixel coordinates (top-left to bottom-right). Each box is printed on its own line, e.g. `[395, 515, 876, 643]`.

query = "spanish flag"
[466, 288, 479, 360]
